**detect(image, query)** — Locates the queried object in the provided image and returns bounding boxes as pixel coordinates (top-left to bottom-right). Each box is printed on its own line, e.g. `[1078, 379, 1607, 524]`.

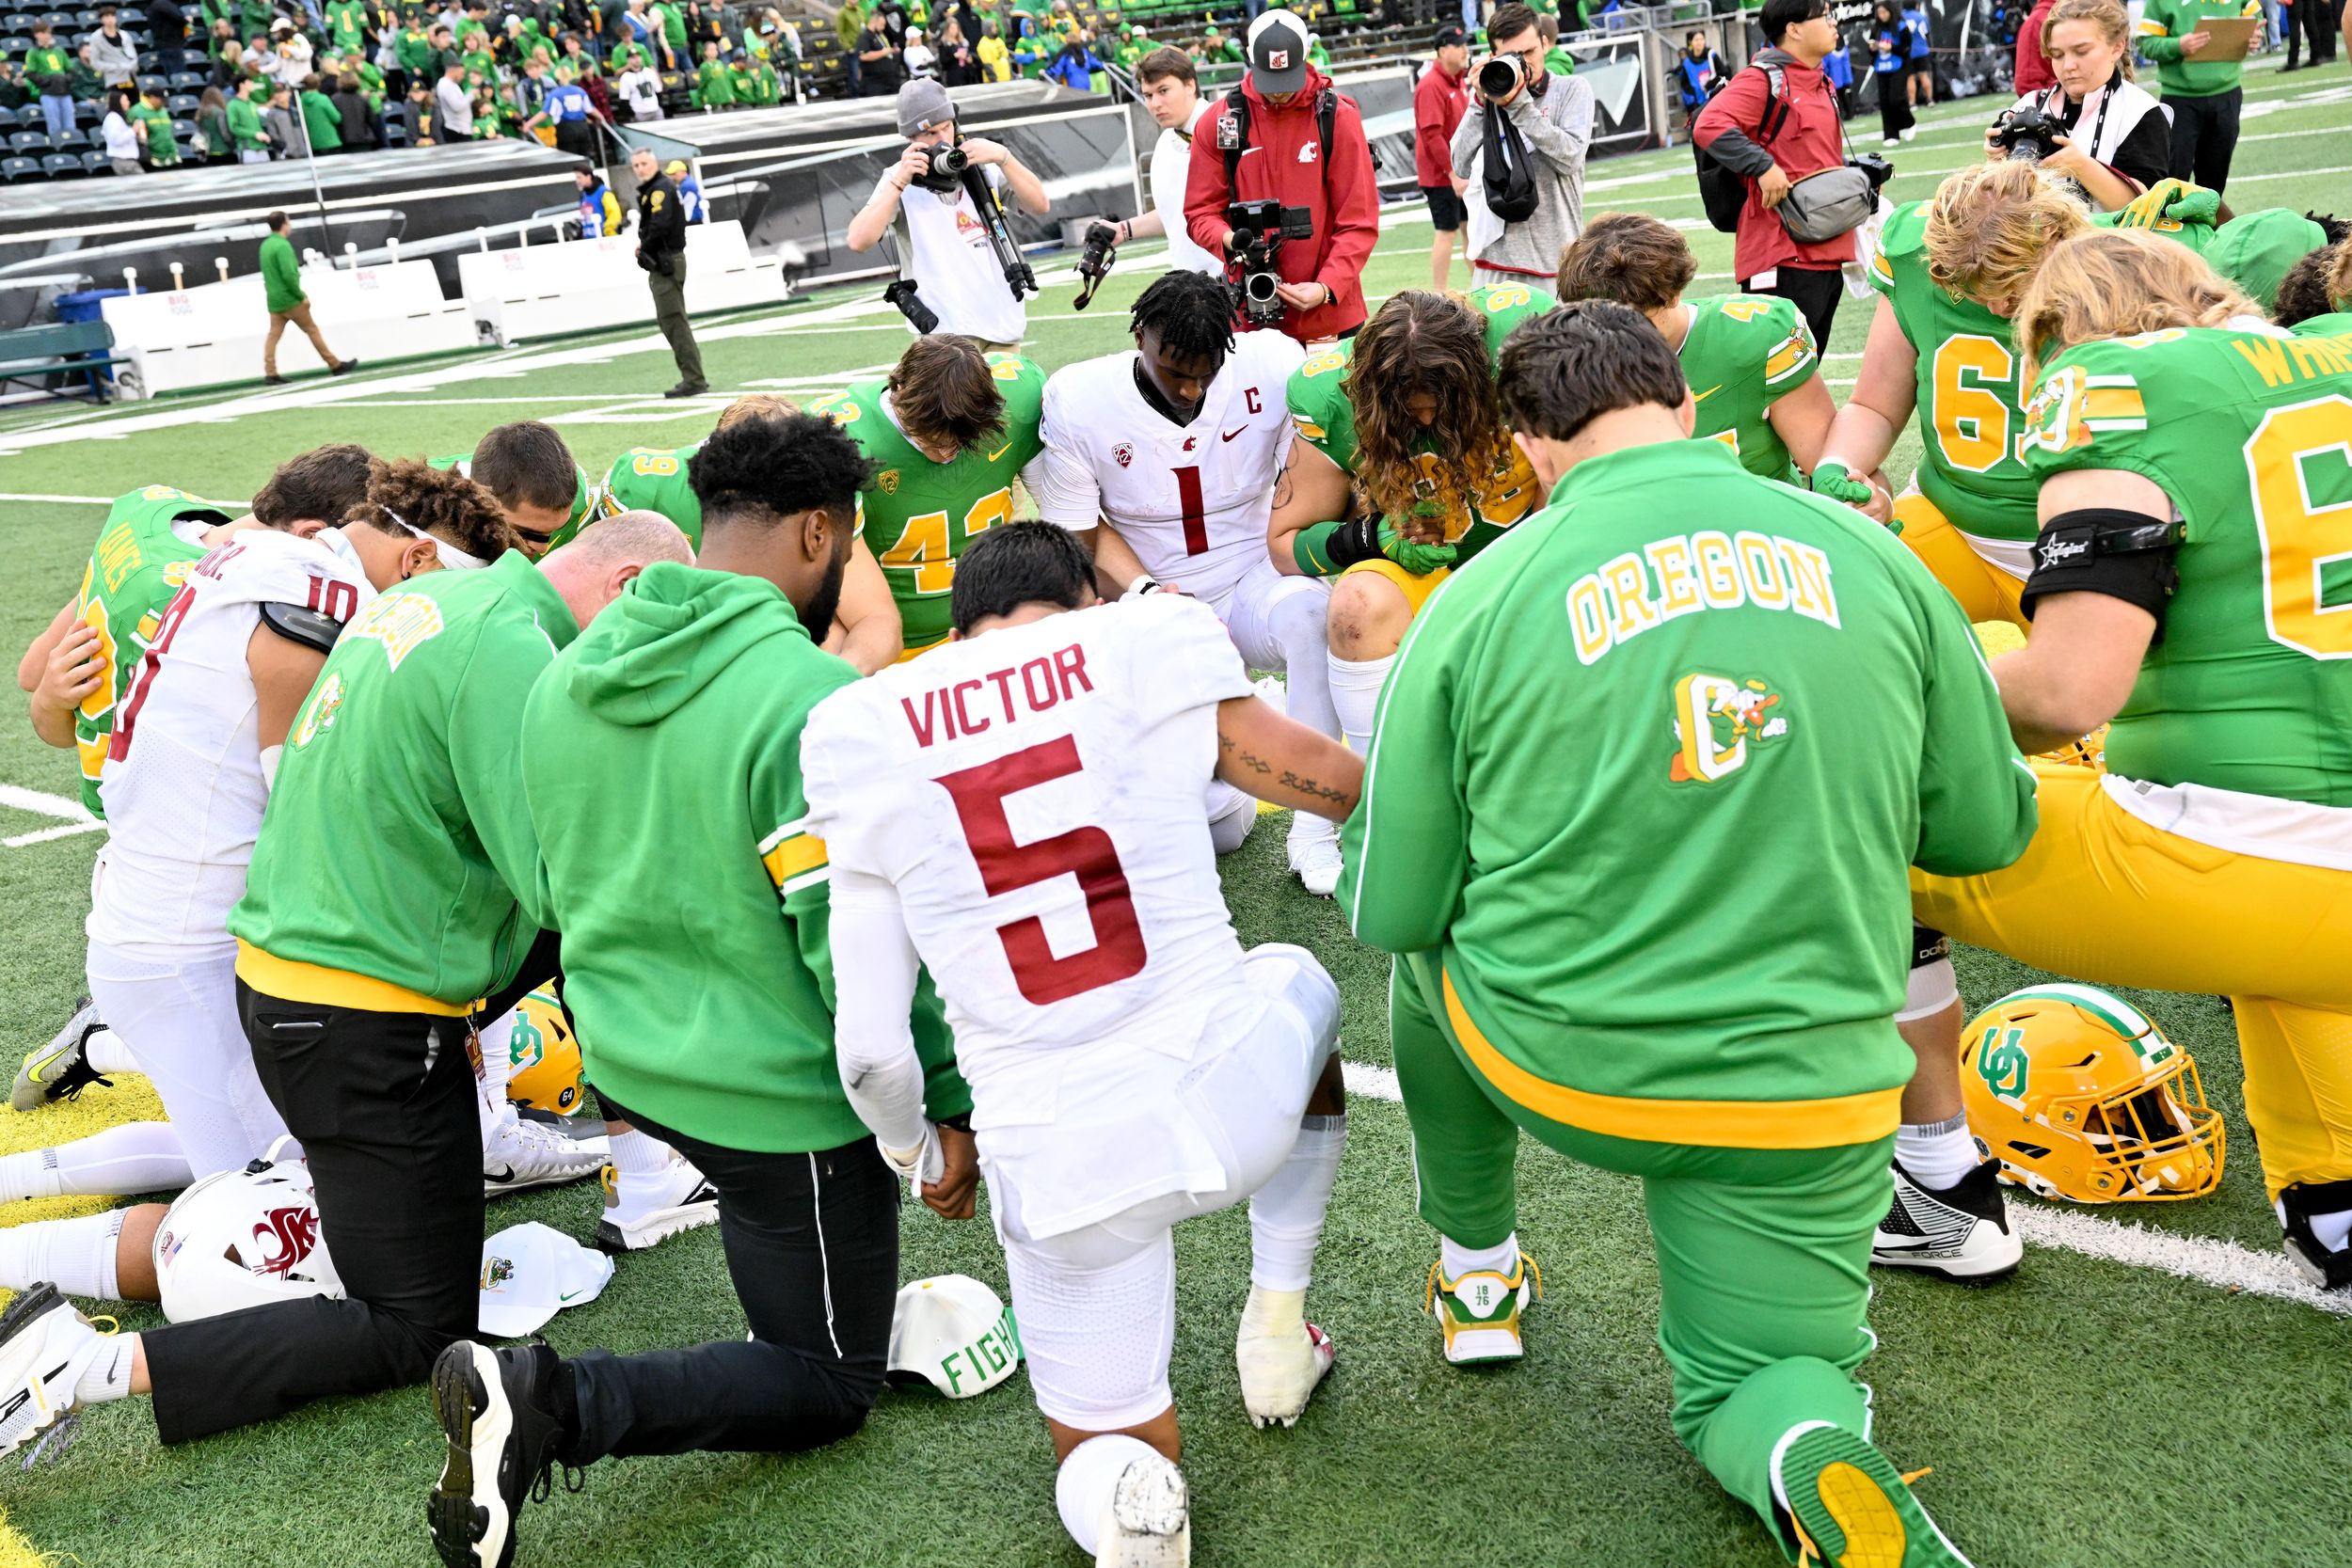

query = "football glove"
[1809, 460, 1877, 508]
[1379, 518, 1457, 576]
[2115, 178, 2218, 231]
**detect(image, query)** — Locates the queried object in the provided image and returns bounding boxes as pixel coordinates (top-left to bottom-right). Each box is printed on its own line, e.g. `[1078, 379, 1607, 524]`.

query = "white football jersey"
[89, 529, 368, 952]
[1033, 330, 1308, 605]
[802, 595, 1256, 1132]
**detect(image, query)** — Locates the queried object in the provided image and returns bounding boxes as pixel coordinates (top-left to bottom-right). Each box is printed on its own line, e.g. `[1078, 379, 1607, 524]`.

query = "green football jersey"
[805, 353, 1046, 653]
[429, 452, 598, 549]
[1285, 282, 1553, 566]
[2295, 311, 2352, 339]
[597, 443, 704, 547]
[2022, 322, 2352, 805]
[1679, 293, 1818, 485]
[70, 486, 234, 816]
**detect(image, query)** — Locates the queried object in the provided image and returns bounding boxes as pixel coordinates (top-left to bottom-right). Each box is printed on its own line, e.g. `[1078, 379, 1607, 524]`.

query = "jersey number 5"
[936, 736, 1149, 1006]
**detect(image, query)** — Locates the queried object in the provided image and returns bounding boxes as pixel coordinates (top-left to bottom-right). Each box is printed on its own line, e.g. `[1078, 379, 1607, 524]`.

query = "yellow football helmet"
[1961, 984, 2222, 1203]
[507, 986, 585, 1117]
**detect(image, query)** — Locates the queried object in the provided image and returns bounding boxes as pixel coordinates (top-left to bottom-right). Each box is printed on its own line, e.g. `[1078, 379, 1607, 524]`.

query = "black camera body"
[1991, 104, 2063, 164]
[1073, 220, 1120, 310]
[1850, 152, 1896, 191]
[883, 277, 940, 334]
[1226, 198, 1313, 326]
[914, 143, 970, 194]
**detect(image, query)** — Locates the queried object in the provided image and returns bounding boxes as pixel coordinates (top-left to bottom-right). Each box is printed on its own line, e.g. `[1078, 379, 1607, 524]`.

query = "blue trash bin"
[54, 287, 128, 386]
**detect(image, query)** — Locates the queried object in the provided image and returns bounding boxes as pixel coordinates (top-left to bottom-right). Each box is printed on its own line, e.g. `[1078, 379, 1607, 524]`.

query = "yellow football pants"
[1914, 762, 2352, 1197]
[1337, 556, 1450, 616]
[1892, 494, 2027, 629]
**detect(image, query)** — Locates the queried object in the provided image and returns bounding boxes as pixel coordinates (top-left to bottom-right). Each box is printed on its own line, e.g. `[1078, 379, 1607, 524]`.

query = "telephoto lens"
[1477, 55, 1521, 102]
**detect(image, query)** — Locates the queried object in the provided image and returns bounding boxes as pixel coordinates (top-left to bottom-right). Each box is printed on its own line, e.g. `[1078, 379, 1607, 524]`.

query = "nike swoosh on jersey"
[986, 444, 1012, 462]
[1692, 386, 1722, 404]
[1221, 427, 1247, 442]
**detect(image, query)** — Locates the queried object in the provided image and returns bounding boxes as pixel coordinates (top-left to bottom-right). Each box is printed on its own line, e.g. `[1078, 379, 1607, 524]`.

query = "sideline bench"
[0, 319, 133, 403]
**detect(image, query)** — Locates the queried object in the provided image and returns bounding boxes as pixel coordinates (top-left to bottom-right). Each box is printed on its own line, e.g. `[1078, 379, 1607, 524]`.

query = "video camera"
[1073, 220, 1119, 311]
[1226, 198, 1312, 327]
[1990, 104, 2064, 165]
[913, 143, 970, 195]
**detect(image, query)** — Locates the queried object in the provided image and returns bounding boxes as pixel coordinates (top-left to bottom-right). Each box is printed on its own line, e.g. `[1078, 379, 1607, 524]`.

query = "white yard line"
[0, 783, 100, 849]
[1336, 1055, 2352, 1317]
[0, 491, 116, 504]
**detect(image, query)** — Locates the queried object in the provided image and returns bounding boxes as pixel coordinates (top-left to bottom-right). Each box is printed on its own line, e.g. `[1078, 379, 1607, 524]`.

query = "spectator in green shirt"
[228, 74, 271, 159]
[259, 211, 358, 382]
[26, 25, 74, 137]
[461, 29, 499, 86]
[299, 71, 342, 152]
[740, 52, 780, 103]
[325, 0, 369, 54]
[130, 84, 181, 166]
[693, 39, 737, 105]
[837, 0, 866, 89]
[653, 0, 691, 62]
[196, 84, 230, 161]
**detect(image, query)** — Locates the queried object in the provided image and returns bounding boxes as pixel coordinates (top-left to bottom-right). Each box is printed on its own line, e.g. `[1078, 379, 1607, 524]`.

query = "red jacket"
[1184, 64, 1380, 342]
[2013, 0, 2059, 95]
[1413, 58, 1468, 188]
[1692, 49, 1856, 281]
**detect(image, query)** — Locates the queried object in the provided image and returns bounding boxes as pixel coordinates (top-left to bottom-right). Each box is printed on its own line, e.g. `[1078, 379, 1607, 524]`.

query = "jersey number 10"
[936, 736, 1150, 1006]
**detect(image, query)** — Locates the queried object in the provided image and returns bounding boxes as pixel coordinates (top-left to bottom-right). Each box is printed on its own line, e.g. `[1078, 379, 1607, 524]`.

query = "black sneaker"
[263, 374, 288, 385]
[12, 996, 112, 1112]
[663, 381, 710, 399]
[429, 1341, 580, 1568]
[332, 358, 360, 375]
[2280, 1180, 2352, 1291]
[1872, 1161, 2022, 1284]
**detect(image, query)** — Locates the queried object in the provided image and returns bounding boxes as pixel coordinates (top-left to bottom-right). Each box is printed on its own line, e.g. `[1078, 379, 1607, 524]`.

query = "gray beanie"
[896, 77, 955, 138]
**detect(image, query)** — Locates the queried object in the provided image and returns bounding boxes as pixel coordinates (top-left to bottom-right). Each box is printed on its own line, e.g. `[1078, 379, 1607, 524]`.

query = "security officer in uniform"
[631, 145, 707, 399]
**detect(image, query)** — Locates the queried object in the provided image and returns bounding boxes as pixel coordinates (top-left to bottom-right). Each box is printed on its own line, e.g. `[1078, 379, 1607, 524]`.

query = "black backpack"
[1482, 108, 1538, 223]
[1219, 87, 1341, 189]
[1695, 63, 1788, 233]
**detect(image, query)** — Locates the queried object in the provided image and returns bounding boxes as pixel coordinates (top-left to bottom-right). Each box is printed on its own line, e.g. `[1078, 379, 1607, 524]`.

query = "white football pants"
[997, 943, 1342, 1431]
[1210, 563, 1340, 849]
[84, 941, 292, 1185]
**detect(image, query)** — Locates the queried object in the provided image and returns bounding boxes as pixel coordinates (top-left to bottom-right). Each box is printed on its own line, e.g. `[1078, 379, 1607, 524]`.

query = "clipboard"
[2189, 16, 2259, 62]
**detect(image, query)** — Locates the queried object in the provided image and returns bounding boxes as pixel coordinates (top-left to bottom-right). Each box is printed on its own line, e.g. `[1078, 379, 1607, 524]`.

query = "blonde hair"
[715, 392, 801, 430]
[1920, 159, 2093, 306]
[2013, 229, 2256, 384]
[2041, 0, 2134, 81]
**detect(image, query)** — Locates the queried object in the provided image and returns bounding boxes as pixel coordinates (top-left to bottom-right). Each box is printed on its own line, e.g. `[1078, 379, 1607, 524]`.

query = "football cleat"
[1288, 834, 1343, 900]
[12, 997, 111, 1112]
[1234, 1291, 1335, 1429]
[1774, 1423, 1973, 1567]
[0, 1284, 115, 1464]
[1425, 1249, 1541, 1365]
[2278, 1180, 2352, 1291]
[1871, 1162, 2022, 1284]
[1093, 1449, 1191, 1568]
[593, 1154, 719, 1254]
[483, 1116, 610, 1197]
[428, 1340, 579, 1568]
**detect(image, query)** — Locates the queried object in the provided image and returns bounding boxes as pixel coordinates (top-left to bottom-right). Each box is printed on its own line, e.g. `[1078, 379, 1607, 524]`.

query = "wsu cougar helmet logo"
[249, 1206, 323, 1277]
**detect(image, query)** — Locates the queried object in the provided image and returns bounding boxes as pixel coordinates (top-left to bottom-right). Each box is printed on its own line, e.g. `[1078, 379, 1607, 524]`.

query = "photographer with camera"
[1693, 0, 1858, 347]
[1450, 5, 1595, 283]
[1988, 0, 2167, 210]
[1184, 8, 1379, 343]
[1084, 47, 1219, 277]
[632, 146, 707, 398]
[847, 78, 1051, 348]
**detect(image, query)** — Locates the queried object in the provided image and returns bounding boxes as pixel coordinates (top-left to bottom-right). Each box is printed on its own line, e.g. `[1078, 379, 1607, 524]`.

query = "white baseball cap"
[476, 1221, 615, 1339]
[886, 1275, 1023, 1399]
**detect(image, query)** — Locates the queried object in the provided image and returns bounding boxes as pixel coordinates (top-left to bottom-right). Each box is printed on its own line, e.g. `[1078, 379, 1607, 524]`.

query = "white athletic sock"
[1248, 1114, 1346, 1292]
[1896, 1114, 1978, 1190]
[474, 1011, 517, 1130]
[1056, 1433, 1158, 1557]
[607, 1126, 670, 1176]
[0, 1209, 125, 1298]
[0, 1126, 183, 1207]
[1270, 586, 1341, 743]
[1240, 1283, 1305, 1339]
[1327, 653, 1391, 757]
[81, 1027, 139, 1077]
[1440, 1230, 1519, 1281]
[74, 1334, 135, 1405]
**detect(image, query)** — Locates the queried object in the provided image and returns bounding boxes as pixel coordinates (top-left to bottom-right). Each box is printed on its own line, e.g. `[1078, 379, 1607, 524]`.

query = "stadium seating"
[165, 92, 197, 114]
[0, 153, 40, 181]
[8, 130, 50, 154]
[40, 150, 84, 177]
[78, 147, 108, 174]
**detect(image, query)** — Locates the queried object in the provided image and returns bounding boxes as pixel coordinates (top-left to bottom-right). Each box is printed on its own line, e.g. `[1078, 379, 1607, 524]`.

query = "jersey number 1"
[936, 736, 1149, 1005]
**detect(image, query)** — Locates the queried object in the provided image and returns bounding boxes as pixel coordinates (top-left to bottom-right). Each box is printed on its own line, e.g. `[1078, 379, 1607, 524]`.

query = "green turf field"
[2, 62, 2349, 1568]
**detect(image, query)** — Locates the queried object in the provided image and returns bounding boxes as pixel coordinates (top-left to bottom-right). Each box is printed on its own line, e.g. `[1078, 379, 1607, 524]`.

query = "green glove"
[1809, 460, 1876, 507]
[1378, 518, 1458, 576]
[2114, 178, 2218, 231]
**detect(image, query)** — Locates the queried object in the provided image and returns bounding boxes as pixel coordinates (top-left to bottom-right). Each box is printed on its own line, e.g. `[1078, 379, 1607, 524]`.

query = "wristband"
[1293, 516, 1386, 577]
[1122, 572, 1163, 599]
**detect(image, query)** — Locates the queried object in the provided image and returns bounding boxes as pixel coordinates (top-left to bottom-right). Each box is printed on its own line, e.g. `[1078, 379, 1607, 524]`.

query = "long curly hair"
[348, 458, 519, 562]
[1921, 160, 2091, 308]
[2014, 229, 2255, 385]
[1343, 292, 1513, 530]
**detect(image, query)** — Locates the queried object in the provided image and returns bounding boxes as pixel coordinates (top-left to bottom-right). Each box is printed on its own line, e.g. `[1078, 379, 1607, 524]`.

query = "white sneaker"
[1094, 1450, 1191, 1568]
[1289, 833, 1343, 899]
[0, 1284, 112, 1462]
[1872, 1162, 2023, 1283]
[1235, 1288, 1335, 1429]
[1883, 135, 1901, 147]
[1899, 125, 1917, 141]
[594, 1153, 719, 1253]
[483, 1115, 609, 1197]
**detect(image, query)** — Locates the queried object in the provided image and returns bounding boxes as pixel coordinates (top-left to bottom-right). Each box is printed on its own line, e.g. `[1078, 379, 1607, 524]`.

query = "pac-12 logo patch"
[877, 469, 900, 495]
[1113, 442, 1134, 468]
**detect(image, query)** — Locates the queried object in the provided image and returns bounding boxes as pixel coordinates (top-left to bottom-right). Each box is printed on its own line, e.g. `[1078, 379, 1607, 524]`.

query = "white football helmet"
[151, 1140, 343, 1323]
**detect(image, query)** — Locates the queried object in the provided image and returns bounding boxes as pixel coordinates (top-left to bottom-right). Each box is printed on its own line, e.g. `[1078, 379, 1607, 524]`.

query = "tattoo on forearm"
[1272, 464, 1295, 512]
[1279, 768, 1349, 806]
[1221, 733, 1274, 774]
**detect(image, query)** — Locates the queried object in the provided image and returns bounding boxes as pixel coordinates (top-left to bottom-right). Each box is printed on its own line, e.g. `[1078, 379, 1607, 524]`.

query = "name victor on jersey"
[899, 638, 1096, 747]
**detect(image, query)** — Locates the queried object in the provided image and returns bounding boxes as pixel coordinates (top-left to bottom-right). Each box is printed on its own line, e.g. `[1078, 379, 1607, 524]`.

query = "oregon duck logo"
[1667, 673, 1788, 784]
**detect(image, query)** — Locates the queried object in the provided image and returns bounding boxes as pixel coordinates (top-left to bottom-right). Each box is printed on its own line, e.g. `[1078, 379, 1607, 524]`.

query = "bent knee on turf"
[1327, 571, 1412, 662]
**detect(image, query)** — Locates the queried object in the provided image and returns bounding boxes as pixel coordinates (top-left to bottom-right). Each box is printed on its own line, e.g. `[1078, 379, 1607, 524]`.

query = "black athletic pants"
[1742, 263, 1843, 353]
[143, 984, 485, 1443]
[561, 1101, 898, 1464]
[2166, 86, 2242, 193]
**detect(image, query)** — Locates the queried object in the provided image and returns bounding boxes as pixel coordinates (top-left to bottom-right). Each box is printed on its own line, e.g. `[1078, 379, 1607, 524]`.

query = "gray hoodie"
[1451, 66, 1595, 276]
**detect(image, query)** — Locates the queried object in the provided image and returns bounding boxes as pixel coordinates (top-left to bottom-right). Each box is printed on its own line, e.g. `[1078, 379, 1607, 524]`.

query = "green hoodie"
[231, 552, 573, 1014]
[522, 562, 968, 1153]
